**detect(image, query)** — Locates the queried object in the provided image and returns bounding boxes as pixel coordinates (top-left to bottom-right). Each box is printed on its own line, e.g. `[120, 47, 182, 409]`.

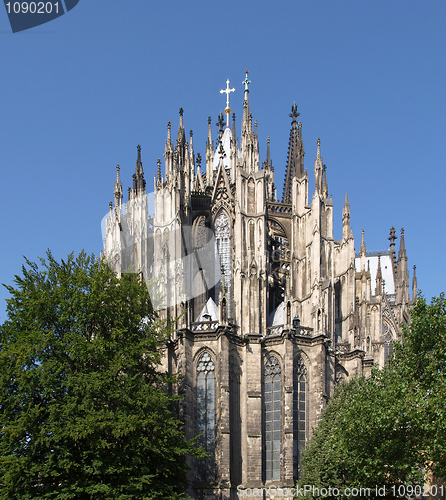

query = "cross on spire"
[220, 79, 235, 127]
[243, 69, 251, 92]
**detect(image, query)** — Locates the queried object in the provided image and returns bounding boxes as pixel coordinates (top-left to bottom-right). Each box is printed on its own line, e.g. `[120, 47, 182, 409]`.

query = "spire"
[360, 228, 366, 255]
[266, 136, 271, 169]
[177, 108, 185, 146]
[114, 164, 122, 207]
[156, 158, 162, 184]
[343, 193, 350, 239]
[167, 121, 172, 143]
[396, 228, 409, 305]
[206, 116, 214, 187]
[322, 164, 328, 198]
[133, 145, 146, 195]
[232, 113, 237, 146]
[388, 226, 398, 278]
[412, 265, 417, 300]
[375, 254, 383, 296]
[216, 112, 225, 141]
[398, 227, 407, 260]
[314, 138, 324, 193]
[242, 69, 251, 133]
[189, 130, 194, 162]
[164, 121, 173, 174]
[207, 116, 212, 145]
[282, 102, 304, 203]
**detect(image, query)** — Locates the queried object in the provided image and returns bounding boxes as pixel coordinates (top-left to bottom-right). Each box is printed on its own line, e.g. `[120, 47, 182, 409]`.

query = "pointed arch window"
[383, 323, 394, 364]
[197, 352, 215, 481]
[293, 356, 307, 480]
[264, 355, 281, 481]
[215, 212, 231, 316]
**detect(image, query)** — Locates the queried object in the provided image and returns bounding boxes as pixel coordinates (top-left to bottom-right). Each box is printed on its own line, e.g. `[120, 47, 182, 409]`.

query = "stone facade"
[103, 72, 416, 499]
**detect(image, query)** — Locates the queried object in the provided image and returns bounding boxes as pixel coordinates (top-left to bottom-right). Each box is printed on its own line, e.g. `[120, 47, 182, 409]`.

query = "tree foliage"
[394, 293, 446, 477]
[298, 293, 446, 499]
[0, 251, 201, 499]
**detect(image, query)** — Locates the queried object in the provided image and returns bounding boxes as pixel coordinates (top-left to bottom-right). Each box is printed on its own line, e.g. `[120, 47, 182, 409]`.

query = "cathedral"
[103, 71, 416, 499]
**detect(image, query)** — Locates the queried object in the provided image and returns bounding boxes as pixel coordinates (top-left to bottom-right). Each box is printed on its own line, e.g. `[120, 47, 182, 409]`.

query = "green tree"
[0, 251, 202, 499]
[394, 293, 446, 478]
[299, 293, 446, 498]
[298, 369, 424, 499]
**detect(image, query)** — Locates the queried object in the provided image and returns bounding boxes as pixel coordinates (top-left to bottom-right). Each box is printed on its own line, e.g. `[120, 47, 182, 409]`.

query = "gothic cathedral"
[103, 72, 416, 499]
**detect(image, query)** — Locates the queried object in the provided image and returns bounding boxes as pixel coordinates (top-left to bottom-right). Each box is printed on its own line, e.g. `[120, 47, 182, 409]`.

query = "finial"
[167, 121, 171, 142]
[179, 108, 184, 129]
[179, 107, 183, 116]
[216, 112, 225, 136]
[243, 69, 251, 92]
[196, 152, 202, 168]
[389, 226, 397, 241]
[137, 145, 141, 161]
[116, 164, 120, 182]
[317, 138, 321, 158]
[290, 102, 300, 122]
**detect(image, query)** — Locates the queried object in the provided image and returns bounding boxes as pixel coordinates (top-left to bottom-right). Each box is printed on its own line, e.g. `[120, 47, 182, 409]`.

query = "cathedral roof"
[268, 301, 285, 327]
[196, 297, 218, 322]
[354, 253, 395, 295]
[213, 126, 233, 171]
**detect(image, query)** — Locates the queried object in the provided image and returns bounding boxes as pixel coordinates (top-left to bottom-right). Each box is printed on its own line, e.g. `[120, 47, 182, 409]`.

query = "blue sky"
[1, 1, 445, 320]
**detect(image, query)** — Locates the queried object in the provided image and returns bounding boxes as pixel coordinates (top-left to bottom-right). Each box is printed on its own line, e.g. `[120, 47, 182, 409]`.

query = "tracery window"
[293, 356, 307, 480]
[383, 323, 394, 364]
[215, 212, 231, 316]
[197, 352, 215, 481]
[264, 355, 281, 481]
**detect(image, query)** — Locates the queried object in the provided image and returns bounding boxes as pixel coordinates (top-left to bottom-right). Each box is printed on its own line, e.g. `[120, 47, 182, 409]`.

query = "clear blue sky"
[1, 1, 445, 321]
